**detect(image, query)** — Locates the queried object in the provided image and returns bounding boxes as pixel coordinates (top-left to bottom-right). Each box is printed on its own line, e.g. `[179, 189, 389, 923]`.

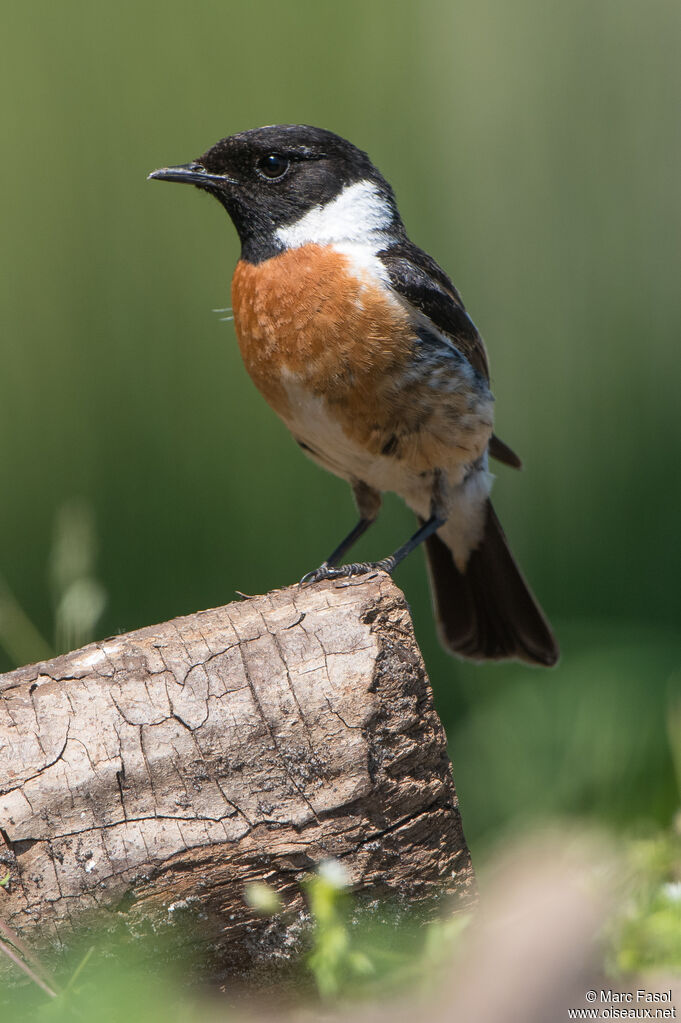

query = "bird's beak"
[147, 163, 235, 187]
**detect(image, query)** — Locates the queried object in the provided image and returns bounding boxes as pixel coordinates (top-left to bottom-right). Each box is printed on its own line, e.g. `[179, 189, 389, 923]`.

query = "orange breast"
[231, 244, 414, 437]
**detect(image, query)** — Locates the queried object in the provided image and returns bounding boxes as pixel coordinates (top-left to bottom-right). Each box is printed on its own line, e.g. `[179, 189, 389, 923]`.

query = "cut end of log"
[0, 573, 474, 976]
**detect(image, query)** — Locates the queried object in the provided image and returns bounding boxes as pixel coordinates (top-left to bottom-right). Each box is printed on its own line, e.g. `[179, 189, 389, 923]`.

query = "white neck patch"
[275, 179, 394, 250]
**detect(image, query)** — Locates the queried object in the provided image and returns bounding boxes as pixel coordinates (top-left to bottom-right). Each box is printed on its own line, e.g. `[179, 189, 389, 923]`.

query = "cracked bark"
[0, 574, 474, 976]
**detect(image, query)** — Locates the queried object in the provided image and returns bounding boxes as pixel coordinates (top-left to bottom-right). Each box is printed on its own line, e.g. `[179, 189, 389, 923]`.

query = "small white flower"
[317, 858, 350, 889]
[661, 881, 681, 902]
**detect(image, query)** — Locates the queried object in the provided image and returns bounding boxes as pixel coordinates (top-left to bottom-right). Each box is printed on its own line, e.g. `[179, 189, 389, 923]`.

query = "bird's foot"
[300, 558, 395, 585]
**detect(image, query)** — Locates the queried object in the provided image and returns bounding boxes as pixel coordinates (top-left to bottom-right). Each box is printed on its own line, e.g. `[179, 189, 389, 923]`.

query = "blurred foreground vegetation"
[2, 817, 681, 1018]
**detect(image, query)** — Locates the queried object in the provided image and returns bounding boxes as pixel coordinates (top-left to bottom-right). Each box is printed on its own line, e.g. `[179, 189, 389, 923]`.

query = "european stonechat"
[149, 125, 558, 666]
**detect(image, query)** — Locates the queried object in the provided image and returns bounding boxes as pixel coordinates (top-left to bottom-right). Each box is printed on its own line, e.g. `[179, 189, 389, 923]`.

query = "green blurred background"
[1, 0, 679, 859]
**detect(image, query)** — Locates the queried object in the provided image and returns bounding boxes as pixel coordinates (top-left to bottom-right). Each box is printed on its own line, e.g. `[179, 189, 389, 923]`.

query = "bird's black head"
[149, 124, 405, 263]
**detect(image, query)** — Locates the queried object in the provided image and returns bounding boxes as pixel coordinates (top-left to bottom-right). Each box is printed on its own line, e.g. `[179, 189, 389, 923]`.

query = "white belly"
[281, 374, 491, 531]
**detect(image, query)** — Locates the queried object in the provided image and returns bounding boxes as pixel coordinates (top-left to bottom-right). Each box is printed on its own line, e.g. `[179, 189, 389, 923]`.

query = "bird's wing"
[379, 240, 490, 378]
[379, 240, 522, 469]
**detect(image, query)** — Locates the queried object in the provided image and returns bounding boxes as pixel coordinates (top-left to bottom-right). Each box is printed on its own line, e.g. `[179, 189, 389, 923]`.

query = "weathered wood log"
[0, 574, 474, 974]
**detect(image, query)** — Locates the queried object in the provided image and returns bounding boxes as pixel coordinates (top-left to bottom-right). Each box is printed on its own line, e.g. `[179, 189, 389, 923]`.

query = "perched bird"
[149, 125, 558, 666]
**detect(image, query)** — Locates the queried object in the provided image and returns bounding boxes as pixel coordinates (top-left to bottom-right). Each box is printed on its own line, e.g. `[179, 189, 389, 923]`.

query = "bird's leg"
[303, 472, 447, 582]
[301, 481, 381, 584]
[371, 511, 446, 573]
[324, 517, 374, 567]
[309, 513, 446, 580]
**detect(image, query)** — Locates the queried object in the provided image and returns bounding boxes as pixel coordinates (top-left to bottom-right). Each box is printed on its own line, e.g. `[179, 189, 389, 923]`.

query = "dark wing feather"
[379, 240, 490, 379]
[489, 434, 522, 469]
[379, 240, 521, 469]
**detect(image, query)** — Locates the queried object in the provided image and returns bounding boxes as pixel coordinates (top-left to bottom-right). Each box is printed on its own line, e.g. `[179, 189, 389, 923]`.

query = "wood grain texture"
[0, 574, 474, 974]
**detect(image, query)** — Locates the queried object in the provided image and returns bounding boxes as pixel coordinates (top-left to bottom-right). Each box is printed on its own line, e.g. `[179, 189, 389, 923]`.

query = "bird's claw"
[300, 563, 335, 585]
[300, 559, 395, 586]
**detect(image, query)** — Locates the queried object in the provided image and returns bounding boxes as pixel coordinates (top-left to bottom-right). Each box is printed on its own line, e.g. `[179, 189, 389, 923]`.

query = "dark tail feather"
[421, 501, 559, 666]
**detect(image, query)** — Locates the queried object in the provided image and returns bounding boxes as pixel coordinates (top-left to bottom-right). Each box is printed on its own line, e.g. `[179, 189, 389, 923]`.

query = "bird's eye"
[256, 153, 290, 179]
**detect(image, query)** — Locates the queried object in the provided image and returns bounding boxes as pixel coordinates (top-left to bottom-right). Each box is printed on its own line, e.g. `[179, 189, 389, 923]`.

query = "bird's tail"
[421, 500, 559, 666]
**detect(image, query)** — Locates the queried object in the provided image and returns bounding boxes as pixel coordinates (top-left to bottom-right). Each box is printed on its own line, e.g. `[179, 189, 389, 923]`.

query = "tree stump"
[0, 574, 474, 974]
